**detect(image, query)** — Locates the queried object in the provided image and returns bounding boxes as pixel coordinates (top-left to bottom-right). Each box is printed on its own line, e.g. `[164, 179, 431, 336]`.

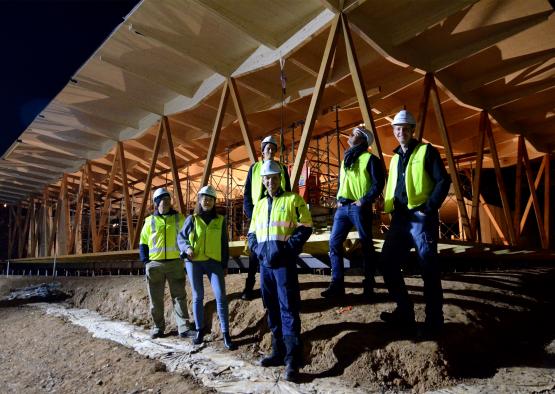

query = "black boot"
[192, 328, 204, 345]
[380, 308, 416, 336]
[362, 278, 375, 301]
[320, 281, 345, 298]
[223, 332, 237, 350]
[258, 336, 285, 367]
[283, 335, 303, 382]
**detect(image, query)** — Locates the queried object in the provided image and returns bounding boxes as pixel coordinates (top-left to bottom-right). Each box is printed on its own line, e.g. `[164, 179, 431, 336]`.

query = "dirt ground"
[1, 266, 555, 393]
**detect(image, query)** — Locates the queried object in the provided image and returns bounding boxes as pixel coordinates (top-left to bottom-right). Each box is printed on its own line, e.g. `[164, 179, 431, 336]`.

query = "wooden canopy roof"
[1, 0, 553, 204]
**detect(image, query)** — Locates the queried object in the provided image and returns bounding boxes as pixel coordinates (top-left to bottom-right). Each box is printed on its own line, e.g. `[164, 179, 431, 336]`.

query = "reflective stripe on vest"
[337, 151, 373, 201]
[251, 161, 288, 202]
[188, 214, 224, 262]
[146, 213, 183, 260]
[384, 143, 434, 213]
[249, 192, 312, 244]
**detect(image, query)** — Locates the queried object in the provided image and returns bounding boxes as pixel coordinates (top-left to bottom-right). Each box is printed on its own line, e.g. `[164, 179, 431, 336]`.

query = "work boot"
[380, 308, 416, 335]
[320, 281, 345, 298]
[150, 327, 164, 339]
[417, 319, 443, 341]
[241, 289, 253, 301]
[362, 278, 375, 302]
[258, 336, 285, 367]
[223, 332, 237, 350]
[192, 328, 204, 345]
[178, 328, 195, 339]
[283, 335, 303, 383]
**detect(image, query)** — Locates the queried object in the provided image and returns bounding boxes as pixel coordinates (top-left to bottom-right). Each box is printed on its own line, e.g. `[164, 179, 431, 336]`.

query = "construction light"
[3, 203, 7, 208]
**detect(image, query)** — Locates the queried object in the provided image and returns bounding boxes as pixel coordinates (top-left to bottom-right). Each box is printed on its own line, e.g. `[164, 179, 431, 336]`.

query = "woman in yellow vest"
[177, 185, 237, 350]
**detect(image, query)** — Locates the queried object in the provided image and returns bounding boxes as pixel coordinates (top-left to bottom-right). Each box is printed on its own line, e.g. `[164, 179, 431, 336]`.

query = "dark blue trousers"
[380, 209, 443, 326]
[260, 263, 301, 339]
[329, 204, 376, 284]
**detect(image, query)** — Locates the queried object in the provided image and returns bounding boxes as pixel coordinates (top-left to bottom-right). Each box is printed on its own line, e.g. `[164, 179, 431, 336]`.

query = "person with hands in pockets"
[177, 185, 237, 350]
[379, 109, 451, 340]
[248, 160, 313, 382]
[139, 188, 194, 339]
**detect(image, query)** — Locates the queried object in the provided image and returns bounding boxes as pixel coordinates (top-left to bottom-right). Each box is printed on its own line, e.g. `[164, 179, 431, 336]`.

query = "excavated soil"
[1, 267, 555, 393]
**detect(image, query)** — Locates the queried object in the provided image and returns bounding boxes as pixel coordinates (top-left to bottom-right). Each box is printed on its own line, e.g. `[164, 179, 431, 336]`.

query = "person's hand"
[351, 200, 362, 207]
[337, 202, 343, 208]
[186, 247, 194, 259]
[224, 268, 228, 276]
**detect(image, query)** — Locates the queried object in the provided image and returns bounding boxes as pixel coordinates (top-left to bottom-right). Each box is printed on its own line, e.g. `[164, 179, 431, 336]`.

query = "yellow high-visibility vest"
[140, 213, 185, 260]
[337, 151, 372, 201]
[188, 214, 224, 262]
[384, 143, 434, 213]
[249, 192, 312, 243]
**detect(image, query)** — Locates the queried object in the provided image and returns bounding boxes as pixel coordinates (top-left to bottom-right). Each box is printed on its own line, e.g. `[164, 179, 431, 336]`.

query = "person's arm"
[221, 218, 229, 268]
[287, 195, 313, 254]
[139, 220, 150, 264]
[359, 155, 385, 206]
[247, 206, 258, 254]
[243, 164, 254, 219]
[423, 145, 451, 212]
[177, 215, 194, 258]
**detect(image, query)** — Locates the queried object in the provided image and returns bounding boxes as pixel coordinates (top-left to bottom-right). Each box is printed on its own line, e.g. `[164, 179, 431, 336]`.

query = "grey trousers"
[146, 259, 191, 334]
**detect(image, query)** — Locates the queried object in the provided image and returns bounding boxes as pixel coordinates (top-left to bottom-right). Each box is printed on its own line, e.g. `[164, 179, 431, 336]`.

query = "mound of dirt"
[1, 266, 555, 393]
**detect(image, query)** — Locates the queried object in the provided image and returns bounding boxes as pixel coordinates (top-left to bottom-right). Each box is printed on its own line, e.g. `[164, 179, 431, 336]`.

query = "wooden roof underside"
[1, 0, 554, 203]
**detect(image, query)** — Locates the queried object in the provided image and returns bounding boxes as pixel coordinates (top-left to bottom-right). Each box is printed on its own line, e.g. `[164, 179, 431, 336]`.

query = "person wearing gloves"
[248, 160, 313, 382]
[177, 185, 237, 350]
[321, 125, 385, 299]
[380, 109, 451, 339]
[241, 135, 291, 301]
[139, 188, 193, 339]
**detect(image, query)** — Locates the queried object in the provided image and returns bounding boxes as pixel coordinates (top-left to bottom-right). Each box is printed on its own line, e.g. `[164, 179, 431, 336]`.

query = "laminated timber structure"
[1, 0, 554, 267]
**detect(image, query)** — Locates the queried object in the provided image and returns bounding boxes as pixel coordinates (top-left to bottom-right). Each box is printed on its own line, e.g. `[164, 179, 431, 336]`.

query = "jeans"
[185, 260, 230, 333]
[329, 204, 376, 284]
[380, 209, 443, 326]
[243, 252, 259, 292]
[260, 263, 301, 339]
[145, 259, 190, 334]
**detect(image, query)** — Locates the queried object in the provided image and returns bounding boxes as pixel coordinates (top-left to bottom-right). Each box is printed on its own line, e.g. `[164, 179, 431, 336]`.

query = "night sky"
[0, 0, 140, 157]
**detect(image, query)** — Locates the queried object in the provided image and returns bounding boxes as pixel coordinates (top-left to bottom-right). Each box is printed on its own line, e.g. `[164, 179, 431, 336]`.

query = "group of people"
[138, 109, 451, 382]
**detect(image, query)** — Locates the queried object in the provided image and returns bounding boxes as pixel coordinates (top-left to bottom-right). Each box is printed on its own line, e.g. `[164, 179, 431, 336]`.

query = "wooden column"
[201, 81, 230, 187]
[30, 198, 37, 257]
[97, 151, 120, 249]
[430, 78, 472, 240]
[519, 156, 546, 234]
[163, 117, 185, 213]
[19, 197, 33, 258]
[341, 13, 383, 162]
[69, 168, 85, 255]
[415, 73, 433, 142]
[544, 153, 551, 249]
[521, 137, 547, 248]
[48, 175, 67, 256]
[229, 77, 257, 164]
[470, 112, 486, 240]
[513, 135, 523, 243]
[132, 120, 164, 248]
[117, 141, 134, 248]
[291, 15, 341, 188]
[484, 113, 516, 245]
[479, 195, 509, 245]
[7, 206, 14, 259]
[86, 162, 100, 252]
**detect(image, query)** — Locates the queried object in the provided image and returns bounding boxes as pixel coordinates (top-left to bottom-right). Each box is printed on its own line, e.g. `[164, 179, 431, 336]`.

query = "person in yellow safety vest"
[177, 185, 237, 350]
[139, 188, 194, 339]
[241, 135, 291, 301]
[247, 160, 312, 383]
[321, 125, 385, 299]
[379, 109, 451, 340]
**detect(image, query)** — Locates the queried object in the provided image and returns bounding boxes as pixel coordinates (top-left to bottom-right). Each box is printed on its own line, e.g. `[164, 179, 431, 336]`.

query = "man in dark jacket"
[380, 109, 451, 339]
[321, 125, 385, 299]
[248, 160, 312, 382]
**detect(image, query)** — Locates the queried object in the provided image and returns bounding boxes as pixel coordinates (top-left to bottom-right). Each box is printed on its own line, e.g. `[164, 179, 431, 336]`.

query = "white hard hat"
[260, 160, 282, 176]
[261, 135, 278, 149]
[353, 125, 374, 146]
[392, 109, 416, 126]
[198, 185, 217, 199]
[153, 188, 171, 203]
